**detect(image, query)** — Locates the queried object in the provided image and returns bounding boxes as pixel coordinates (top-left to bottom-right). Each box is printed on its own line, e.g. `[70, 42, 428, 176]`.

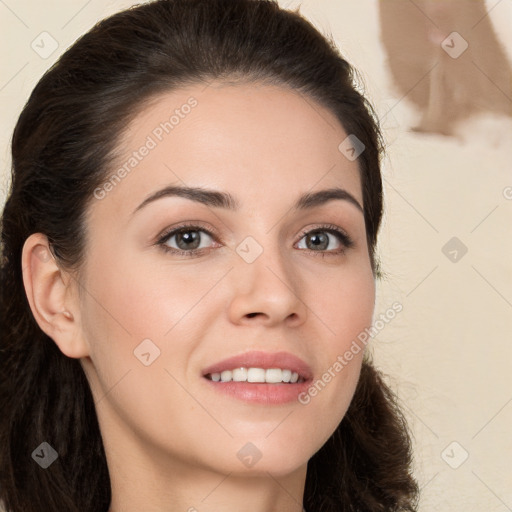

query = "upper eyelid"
[157, 222, 218, 242]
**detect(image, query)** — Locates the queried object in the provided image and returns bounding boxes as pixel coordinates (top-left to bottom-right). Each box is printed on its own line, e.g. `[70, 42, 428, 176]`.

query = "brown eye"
[165, 229, 211, 251]
[156, 224, 218, 257]
[302, 231, 331, 251]
[296, 225, 354, 256]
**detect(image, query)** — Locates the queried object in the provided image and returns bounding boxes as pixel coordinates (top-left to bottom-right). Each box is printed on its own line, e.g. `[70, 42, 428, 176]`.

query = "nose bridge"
[228, 231, 306, 324]
[236, 230, 294, 283]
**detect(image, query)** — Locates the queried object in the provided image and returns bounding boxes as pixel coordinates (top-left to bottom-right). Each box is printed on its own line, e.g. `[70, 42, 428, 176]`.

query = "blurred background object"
[379, 0, 512, 137]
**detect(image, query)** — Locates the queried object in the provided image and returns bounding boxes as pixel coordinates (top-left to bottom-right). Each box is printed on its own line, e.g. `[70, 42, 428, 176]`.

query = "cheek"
[78, 248, 168, 385]
[79, 247, 227, 402]
[83, 245, 209, 342]
[299, 260, 374, 431]
[310, 259, 375, 348]
[78, 251, 203, 434]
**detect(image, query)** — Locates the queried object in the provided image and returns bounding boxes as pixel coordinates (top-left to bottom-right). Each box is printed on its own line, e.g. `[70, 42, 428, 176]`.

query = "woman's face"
[76, 81, 375, 479]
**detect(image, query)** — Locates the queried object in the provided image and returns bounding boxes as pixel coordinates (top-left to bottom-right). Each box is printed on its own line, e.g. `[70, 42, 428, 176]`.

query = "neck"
[101, 412, 307, 512]
[107, 452, 308, 512]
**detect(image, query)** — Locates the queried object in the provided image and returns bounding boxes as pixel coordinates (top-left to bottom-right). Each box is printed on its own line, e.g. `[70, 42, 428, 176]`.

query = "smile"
[204, 367, 305, 383]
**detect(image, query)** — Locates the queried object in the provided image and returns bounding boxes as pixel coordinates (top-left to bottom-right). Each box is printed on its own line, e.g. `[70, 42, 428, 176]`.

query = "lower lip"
[203, 377, 311, 404]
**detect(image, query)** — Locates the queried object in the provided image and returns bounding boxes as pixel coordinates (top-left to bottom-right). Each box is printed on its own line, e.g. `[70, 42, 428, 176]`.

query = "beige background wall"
[1, 1, 511, 510]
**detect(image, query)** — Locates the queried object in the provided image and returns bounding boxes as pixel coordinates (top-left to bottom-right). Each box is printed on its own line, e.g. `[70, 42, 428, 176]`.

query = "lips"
[201, 350, 313, 381]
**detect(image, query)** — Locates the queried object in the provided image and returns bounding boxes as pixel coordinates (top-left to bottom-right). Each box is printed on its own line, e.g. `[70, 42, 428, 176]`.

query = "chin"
[204, 437, 313, 478]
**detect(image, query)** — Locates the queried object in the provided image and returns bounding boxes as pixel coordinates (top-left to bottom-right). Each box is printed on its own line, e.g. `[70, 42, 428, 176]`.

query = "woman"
[0, 0, 419, 510]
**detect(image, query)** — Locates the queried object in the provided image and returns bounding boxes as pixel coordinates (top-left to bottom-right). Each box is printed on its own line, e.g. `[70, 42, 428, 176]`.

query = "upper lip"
[202, 350, 313, 380]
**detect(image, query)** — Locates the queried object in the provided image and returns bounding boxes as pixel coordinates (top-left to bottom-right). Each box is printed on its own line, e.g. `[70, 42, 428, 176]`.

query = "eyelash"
[155, 222, 354, 259]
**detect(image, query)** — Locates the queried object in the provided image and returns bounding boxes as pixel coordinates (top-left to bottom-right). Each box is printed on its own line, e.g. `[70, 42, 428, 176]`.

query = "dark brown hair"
[0, 0, 419, 510]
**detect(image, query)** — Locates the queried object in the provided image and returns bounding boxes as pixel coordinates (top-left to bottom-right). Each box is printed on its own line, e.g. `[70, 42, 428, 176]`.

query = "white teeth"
[207, 367, 303, 383]
[232, 368, 248, 382]
[247, 367, 266, 382]
[265, 368, 283, 383]
[220, 370, 232, 382]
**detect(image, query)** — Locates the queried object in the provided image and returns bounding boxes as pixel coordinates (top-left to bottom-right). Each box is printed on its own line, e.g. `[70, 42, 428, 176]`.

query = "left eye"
[296, 229, 347, 252]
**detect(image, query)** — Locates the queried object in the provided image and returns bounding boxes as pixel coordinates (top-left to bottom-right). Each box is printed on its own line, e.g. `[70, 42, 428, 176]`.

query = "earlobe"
[21, 232, 89, 359]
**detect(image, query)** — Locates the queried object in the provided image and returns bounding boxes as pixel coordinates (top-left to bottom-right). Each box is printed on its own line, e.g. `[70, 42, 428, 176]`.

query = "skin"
[22, 81, 376, 512]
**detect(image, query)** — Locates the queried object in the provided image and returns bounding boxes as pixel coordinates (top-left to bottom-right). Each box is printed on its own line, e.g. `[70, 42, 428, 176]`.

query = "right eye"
[156, 223, 219, 257]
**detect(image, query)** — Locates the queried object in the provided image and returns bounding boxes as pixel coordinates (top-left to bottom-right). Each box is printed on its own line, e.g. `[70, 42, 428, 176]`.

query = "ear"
[21, 232, 89, 359]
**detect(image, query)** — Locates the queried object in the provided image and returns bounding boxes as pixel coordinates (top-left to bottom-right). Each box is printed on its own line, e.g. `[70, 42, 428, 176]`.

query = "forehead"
[90, 80, 363, 220]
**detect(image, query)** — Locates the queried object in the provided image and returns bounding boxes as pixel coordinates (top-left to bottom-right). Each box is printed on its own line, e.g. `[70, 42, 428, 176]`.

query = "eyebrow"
[132, 185, 363, 215]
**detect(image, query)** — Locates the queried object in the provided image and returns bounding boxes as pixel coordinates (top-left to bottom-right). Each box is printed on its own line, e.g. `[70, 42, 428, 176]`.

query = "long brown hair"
[0, 1, 419, 510]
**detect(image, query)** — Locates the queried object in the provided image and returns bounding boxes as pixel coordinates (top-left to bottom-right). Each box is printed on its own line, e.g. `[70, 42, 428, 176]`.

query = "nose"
[227, 243, 308, 328]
